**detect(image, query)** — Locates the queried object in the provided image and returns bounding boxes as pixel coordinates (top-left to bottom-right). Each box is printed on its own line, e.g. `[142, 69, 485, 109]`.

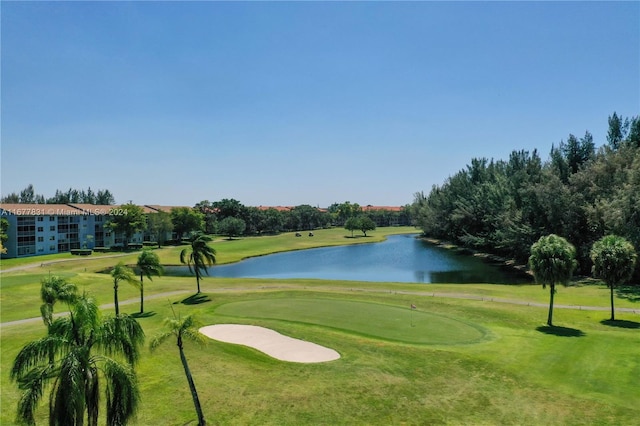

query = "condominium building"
[0, 204, 175, 258]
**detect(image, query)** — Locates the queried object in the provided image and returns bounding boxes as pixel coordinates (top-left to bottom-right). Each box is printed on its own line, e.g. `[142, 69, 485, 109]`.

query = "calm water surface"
[169, 234, 531, 284]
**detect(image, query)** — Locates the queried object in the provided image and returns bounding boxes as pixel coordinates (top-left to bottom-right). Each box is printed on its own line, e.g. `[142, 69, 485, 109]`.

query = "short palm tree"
[590, 235, 637, 321]
[11, 294, 145, 426]
[529, 234, 577, 326]
[150, 314, 207, 426]
[40, 275, 78, 328]
[136, 249, 164, 313]
[111, 262, 138, 316]
[180, 232, 216, 294]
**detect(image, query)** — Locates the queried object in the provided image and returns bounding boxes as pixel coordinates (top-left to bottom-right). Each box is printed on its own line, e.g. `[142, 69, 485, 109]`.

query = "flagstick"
[410, 303, 415, 327]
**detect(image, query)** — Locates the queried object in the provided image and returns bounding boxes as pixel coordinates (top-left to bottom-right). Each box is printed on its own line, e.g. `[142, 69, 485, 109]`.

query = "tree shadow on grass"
[131, 311, 156, 319]
[616, 286, 640, 303]
[174, 294, 211, 305]
[536, 325, 585, 337]
[600, 319, 640, 329]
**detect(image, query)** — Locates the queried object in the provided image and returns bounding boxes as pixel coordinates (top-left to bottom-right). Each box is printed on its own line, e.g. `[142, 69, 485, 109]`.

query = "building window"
[37, 216, 44, 222]
[38, 236, 44, 242]
[50, 245, 56, 251]
[50, 226, 56, 231]
[49, 236, 55, 241]
[49, 216, 55, 221]
[38, 246, 44, 252]
[37, 227, 43, 232]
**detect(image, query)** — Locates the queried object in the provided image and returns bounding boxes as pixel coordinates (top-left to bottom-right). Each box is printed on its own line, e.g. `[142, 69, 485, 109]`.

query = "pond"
[167, 234, 532, 284]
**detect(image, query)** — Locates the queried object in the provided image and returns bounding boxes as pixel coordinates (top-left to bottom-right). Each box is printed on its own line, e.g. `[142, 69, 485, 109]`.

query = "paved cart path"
[2, 284, 637, 328]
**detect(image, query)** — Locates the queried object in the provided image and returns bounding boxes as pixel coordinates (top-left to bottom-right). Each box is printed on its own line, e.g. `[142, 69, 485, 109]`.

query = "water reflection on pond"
[165, 234, 532, 284]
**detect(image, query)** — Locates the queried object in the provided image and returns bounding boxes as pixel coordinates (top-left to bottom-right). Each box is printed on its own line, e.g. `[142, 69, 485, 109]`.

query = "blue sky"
[1, 1, 638, 208]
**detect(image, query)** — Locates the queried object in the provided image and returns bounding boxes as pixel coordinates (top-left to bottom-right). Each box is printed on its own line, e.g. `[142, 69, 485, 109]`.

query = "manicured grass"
[1, 227, 639, 425]
[214, 297, 488, 344]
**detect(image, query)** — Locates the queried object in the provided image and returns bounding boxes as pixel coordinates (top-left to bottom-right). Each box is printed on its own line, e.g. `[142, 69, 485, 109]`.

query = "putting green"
[215, 298, 488, 345]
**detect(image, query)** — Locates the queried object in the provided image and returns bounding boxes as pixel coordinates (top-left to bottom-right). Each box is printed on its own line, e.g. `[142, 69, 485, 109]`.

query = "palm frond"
[99, 315, 145, 365]
[15, 364, 56, 426]
[103, 357, 140, 426]
[149, 331, 175, 352]
[11, 336, 64, 381]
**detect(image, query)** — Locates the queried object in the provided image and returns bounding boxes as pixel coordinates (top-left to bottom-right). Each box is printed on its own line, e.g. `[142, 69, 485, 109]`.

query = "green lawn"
[1, 227, 639, 425]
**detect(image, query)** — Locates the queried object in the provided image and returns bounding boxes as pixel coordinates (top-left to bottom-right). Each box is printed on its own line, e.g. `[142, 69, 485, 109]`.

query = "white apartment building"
[0, 204, 173, 258]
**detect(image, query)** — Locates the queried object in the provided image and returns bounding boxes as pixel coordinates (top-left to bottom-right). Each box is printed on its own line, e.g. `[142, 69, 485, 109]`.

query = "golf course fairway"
[214, 298, 489, 345]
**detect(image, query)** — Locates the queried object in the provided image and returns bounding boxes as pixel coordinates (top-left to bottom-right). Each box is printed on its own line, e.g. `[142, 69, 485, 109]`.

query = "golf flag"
[411, 304, 416, 310]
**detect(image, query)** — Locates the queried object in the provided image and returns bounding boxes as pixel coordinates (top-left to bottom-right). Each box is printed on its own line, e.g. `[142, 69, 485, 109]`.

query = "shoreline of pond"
[419, 236, 534, 281]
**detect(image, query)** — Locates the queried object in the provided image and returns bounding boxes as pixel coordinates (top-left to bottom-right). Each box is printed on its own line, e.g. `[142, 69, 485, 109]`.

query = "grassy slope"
[1, 227, 639, 425]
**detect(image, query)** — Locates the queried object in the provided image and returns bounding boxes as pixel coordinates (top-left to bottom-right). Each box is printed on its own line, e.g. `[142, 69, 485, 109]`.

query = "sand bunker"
[199, 324, 340, 363]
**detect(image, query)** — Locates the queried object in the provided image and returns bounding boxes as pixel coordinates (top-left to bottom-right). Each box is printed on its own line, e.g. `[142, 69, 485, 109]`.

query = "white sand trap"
[199, 324, 340, 363]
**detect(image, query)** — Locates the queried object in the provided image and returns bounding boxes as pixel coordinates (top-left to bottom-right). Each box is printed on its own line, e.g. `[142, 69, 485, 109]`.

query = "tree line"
[1, 184, 116, 205]
[411, 112, 640, 280]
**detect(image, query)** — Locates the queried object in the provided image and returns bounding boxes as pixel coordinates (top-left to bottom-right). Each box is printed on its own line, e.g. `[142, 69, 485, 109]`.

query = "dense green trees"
[1, 185, 115, 204]
[105, 203, 147, 248]
[11, 293, 144, 426]
[171, 207, 205, 241]
[413, 113, 640, 281]
[590, 235, 637, 320]
[180, 233, 216, 294]
[529, 235, 577, 326]
[146, 210, 173, 247]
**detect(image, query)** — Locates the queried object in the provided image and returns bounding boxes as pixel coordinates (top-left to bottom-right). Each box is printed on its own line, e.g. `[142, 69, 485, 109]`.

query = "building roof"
[0, 203, 83, 215]
[255, 205, 294, 212]
[361, 205, 404, 212]
[145, 205, 190, 213]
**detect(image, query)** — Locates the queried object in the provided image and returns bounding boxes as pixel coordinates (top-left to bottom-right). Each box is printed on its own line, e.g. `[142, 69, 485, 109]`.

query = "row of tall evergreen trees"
[412, 113, 640, 279]
[1, 184, 116, 205]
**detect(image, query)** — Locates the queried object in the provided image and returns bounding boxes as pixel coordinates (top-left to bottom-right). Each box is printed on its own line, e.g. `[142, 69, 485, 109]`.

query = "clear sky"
[1, 1, 638, 208]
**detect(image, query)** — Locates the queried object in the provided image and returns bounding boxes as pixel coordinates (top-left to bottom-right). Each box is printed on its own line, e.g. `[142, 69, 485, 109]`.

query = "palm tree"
[40, 276, 78, 365]
[40, 275, 78, 328]
[529, 234, 577, 326]
[180, 232, 216, 294]
[110, 262, 138, 316]
[11, 293, 145, 426]
[136, 249, 164, 313]
[150, 314, 207, 426]
[590, 235, 637, 321]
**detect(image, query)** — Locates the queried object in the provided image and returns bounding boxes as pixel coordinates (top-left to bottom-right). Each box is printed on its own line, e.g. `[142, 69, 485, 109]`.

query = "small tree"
[218, 217, 246, 239]
[345, 217, 359, 237]
[171, 207, 205, 241]
[358, 215, 376, 237]
[106, 203, 147, 248]
[147, 211, 173, 248]
[590, 235, 637, 321]
[111, 262, 138, 316]
[150, 314, 207, 426]
[136, 249, 164, 313]
[180, 232, 216, 294]
[529, 234, 577, 326]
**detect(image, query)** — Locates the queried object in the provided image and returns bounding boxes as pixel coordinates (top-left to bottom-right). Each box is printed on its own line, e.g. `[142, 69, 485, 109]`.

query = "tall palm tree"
[180, 232, 216, 294]
[529, 234, 577, 326]
[110, 262, 138, 316]
[150, 314, 207, 426]
[136, 249, 164, 313]
[11, 294, 145, 426]
[590, 235, 637, 321]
